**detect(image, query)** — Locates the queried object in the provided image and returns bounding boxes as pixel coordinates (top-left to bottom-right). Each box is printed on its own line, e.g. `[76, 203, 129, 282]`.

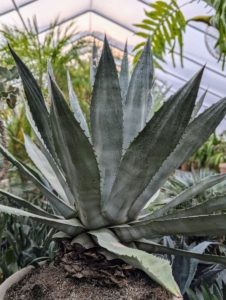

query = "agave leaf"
[112, 214, 226, 242]
[47, 58, 56, 100]
[123, 38, 153, 150]
[191, 89, 207, 121]
[97, 247, 118, 260]
[140, 174, 226, 222]
[90, 40, 98, 89]
[172, 241, 217, 294]
[130, 97, 226, 219]
[0, 144, 76, 219]
[49, 76, 107, 229]
[183, 242, 218, 294]
[90, 36, 123, 204]
[21, 93, 75, 205]
[104, 68, 204, 224]
[119, 41, 129, 107]
[89, 228, 181, 297]
[129, 184, 162, 219]
[9, 46, 56, 161]
[23, 132, 68, 202]
[143, 189, 160, 210]
[172, 241, 191, 295]
[47, 58, 55, 80]
[0, 189, 61, 219]
[192, 264, 226, 289]
[67, 71, 90, 138]
[155, 194, 226, 221]
[71, 232, 95, 249]
[52, 231, 72, 242]
[0, 205, 85, 236]
[164, 236, 175, 263]
[135, 239, 226, 265]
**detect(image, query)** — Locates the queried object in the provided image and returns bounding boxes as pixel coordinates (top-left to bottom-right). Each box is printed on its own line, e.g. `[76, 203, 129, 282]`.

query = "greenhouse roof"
[1, 0, 226, 132]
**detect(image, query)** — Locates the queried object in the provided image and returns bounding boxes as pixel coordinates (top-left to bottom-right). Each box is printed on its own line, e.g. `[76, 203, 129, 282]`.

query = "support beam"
[0, 0, 37, 17]
[11, 0, 28, 31]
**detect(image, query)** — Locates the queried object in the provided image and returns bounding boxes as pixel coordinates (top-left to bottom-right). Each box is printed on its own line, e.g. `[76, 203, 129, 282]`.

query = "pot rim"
[0, 261, 46, 300]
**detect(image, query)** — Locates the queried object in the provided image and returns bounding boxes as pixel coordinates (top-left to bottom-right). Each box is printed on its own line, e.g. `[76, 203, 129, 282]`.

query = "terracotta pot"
[181, 161, 189, 171]
[219, 163, 226, 174]
[0, 262, 46, 300]
[191, 160, 198, 170]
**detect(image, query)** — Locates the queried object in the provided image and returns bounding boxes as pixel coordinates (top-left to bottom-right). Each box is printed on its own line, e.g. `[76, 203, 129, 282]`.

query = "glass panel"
[18, 0, 90, 31]
[0, 0, 15, 15]
[0, 10, 21, 28]
[16, 0, 35, 6]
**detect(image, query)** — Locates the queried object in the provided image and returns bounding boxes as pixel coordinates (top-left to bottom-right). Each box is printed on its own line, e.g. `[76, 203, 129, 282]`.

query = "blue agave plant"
[0, 37, 226, 298]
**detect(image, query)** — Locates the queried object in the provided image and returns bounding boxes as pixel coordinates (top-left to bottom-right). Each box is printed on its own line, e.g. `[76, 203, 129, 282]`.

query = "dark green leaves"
[113, 214, 226, 242]
[141, 174, 226, 222]
[0, 144, 76, 219]
[67, 71, 90, 138]
[156, 194, 226, 221]
[49, 76, 107, 229]
[0, 189, 61, 219]
[9, 46, 56, 161]
[123, 38, 153, 150]
[103, 68, 204, 224]
[0, 205, 85, 237]
[133, 0, 186, 67]
[132, 96, 226, 217]
[191, 90, 207, 121]
[136, 239, 226, 266]
[119, 41, 129, 107]
[21, 93, 75, 206]
[90, 36, 123, 205]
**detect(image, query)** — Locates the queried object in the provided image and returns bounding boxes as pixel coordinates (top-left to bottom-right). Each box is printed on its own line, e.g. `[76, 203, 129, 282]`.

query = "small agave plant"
[1, 37, 226, 298]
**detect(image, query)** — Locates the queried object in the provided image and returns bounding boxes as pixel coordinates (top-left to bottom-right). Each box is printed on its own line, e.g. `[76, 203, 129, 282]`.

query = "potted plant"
[0, 37, 226, 299]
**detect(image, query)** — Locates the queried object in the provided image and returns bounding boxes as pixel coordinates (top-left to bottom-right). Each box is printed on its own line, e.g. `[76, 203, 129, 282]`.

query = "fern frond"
[133, 0, 186, 67]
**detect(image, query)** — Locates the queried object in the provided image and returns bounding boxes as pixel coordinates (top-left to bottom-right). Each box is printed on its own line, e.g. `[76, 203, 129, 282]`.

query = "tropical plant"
[146, 169, 226, 214]
[0, 64, 19, 182]
[134, 0, 226, 69]
[0, 65, 35, 182]
[187, 280, 226, 300]
[0, 213, 57, 282]
[147, 170, 226, 295]
[189, 133, 226, 171]
[0, 16, 90, 114]
[191, 262, 226, 292]
[1, 37, 226, 298]
[166, 238, 226, 295]
[138, 233, 226, 296]
[5, 104, 35, 177]
[0, 178, 57, 283]
[0, 64, 19, 109]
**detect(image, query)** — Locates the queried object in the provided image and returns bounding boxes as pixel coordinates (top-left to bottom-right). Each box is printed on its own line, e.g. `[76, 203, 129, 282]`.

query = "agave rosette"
[1, 37, 226, 298]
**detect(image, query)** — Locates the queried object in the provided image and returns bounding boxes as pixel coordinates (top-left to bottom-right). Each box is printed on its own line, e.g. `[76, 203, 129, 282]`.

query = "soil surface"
[4, 240, 171, 300]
